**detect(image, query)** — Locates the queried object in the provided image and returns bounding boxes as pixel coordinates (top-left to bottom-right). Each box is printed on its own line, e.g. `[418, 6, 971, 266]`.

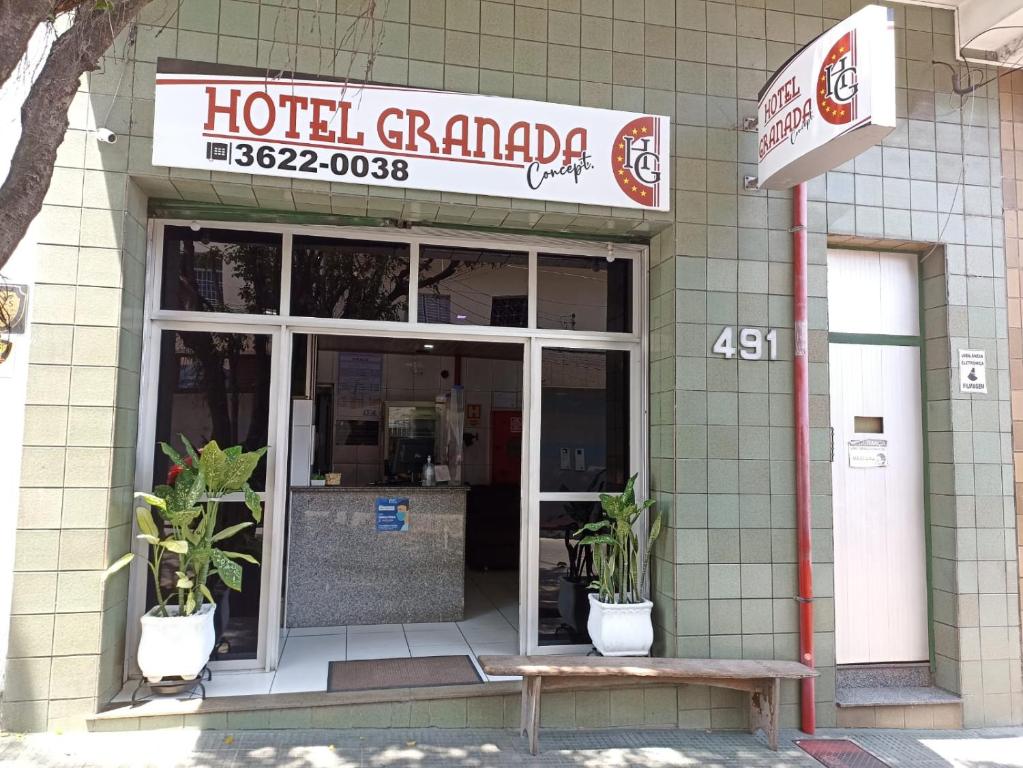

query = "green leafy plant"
[577, 474, 663, 605]
[106, 437, 266, 617]
[311, 473, 326, 481]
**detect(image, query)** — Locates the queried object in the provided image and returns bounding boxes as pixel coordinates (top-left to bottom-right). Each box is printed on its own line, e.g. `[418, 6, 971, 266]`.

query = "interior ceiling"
[313, 334, 524, 361]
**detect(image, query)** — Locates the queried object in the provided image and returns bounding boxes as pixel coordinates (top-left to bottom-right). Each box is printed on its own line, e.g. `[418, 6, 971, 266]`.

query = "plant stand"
[130, 666, 212, 704]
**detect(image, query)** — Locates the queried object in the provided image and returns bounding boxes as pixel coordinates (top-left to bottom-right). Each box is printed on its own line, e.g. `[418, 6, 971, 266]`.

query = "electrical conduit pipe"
[792, 181, 815, 733]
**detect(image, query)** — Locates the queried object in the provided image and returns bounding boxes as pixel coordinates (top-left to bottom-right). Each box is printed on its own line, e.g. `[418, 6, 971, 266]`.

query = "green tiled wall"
[2, 0, 1021, 732]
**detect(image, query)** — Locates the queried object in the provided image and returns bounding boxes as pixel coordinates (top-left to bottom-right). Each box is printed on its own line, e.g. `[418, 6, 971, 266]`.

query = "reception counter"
[285, 486, 469, 627]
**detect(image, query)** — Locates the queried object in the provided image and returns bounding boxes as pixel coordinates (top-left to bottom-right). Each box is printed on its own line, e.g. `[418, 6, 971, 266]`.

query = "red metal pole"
[792, 181, 815, 734]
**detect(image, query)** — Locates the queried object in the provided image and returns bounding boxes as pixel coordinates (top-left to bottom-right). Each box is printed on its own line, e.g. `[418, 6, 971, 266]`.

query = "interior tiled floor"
[116, 570, 520, 702]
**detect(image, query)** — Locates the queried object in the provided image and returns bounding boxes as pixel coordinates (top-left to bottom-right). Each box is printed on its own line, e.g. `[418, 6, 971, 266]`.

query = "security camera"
[96, 128, 117, 144]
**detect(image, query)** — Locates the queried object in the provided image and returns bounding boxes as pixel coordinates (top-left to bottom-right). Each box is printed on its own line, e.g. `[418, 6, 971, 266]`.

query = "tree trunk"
[0, 0, 155, 274]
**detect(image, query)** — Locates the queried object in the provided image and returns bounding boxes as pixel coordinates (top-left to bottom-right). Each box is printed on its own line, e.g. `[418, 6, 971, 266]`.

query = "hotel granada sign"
[152, 60, 670, 211]
[756, 5, 895, 190]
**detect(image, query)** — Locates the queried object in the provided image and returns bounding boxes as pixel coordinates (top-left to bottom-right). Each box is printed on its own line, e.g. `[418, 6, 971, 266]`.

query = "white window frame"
[127, 219, 648, 678]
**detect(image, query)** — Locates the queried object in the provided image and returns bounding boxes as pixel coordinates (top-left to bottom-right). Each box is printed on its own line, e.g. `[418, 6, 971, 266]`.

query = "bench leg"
[521, 675, 542, 755]
[749, 677, 779, 751]
[520, 678, 529, 737]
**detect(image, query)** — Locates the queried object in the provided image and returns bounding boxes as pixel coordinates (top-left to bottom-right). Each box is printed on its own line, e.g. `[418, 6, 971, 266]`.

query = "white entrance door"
[830, 343, 928, 663]
[827, 247, 928, 665]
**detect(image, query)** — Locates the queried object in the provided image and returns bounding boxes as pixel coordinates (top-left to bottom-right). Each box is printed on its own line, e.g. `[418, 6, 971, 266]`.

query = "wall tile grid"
[3, 0, 1022, 732]
[999, 68, 1023, 724]
[2, 71, 147, 729]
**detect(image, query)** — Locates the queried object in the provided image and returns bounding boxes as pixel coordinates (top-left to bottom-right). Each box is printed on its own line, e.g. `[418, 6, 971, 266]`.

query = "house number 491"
[712, 327, 778, 360]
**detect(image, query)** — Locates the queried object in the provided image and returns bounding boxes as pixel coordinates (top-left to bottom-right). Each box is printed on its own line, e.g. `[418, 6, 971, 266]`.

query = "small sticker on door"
[848, 438, 887, 468]
[958, 349, 987, 394]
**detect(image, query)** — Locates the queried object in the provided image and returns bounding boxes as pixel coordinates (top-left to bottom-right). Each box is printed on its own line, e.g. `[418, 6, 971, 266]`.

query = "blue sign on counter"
[376, 497, 410, 532]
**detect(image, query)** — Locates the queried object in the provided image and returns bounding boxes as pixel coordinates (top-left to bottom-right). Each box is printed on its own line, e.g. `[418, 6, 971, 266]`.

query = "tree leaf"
[135, 492, 166, 511]
[222, 451, 263, 492]
[199, 584, 215, 604]
[175, 572, 194, 589]
[199, 440, 229, 493]
[103, 552, 135, 579]
[135, 505, 159, 538]
[579, 534, 616, 547]
[212, 522, 253, 543]
[136, 533, 159, 545]
[210, 549, 242, 591]
[243, 483, 262, 523]
[160, 441, 185, 467]
[180, 435, 201, 467]
[221, 550, 259, 565]
[184, 590, 196, 616]
[648, 513, 663, 546]
[162, 538, 189, 554]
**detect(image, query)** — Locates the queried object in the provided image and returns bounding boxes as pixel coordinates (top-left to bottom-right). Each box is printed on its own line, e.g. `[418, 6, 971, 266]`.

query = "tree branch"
[0, 0, 53, 91]
[0, 0, 154, 273]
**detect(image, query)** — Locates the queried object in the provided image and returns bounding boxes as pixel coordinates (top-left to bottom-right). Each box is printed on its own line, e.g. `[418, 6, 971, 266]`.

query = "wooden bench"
[478, 655, 817, 755]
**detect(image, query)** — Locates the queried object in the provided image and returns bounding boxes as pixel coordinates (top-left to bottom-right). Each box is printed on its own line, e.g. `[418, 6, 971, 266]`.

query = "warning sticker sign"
[958, 349, 987, 394]
[848, 439, 887, 468]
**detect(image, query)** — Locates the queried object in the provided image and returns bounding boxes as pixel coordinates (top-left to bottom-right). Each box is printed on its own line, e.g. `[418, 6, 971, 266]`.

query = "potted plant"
[310, 473, 326, 487]
[577, 474, 663, 656]
[106, 437, 265, 682]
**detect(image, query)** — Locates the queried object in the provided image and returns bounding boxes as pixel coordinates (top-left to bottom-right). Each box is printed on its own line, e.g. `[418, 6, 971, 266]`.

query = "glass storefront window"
[149, 330, 273, 661]
[161, 226, 282, 314]
[291, 236, 412, 321]
[418, 245, 528, 327]
[153, 330, 272, 491]
[537, 254, 632, 332]
[537, 499, 602, 646]
[539, 348, 629, 493]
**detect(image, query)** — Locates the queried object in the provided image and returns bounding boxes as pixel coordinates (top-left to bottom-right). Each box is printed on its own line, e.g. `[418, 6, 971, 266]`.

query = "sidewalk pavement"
[1, 726, 1021, 767]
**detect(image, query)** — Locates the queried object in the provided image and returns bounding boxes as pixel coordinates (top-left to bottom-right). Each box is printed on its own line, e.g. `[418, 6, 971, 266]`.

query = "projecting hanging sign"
[756, 5, 896, 190]
[152, 59, 670, 211]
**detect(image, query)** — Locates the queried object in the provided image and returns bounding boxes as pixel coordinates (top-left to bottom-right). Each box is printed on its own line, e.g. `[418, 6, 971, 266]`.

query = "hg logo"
[612, 116, 662, 207]
[622, 135, 661, 186]
[823, 56, 858, 105]
[816, 30, 858, 126]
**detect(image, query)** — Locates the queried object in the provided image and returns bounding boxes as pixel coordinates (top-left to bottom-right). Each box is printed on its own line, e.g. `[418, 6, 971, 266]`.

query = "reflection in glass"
[418, 245, 528, 327]
[537, 254, 632, 332]
[538, 500, 601, 646]
[540, 349, 629, 493]
[161, 226, 282, 314]
[290, 237, 411, 321]
[145, 502, 263, 661]
[153, 331, 272, 491]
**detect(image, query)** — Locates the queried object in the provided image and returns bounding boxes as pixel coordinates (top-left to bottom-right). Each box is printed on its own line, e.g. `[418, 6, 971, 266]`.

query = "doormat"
[796, 739, 891, 768]
[327, 655, 482, 692]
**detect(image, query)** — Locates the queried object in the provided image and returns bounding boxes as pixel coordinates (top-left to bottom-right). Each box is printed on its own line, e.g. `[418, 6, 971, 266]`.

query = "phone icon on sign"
[206, 142, 230, 161]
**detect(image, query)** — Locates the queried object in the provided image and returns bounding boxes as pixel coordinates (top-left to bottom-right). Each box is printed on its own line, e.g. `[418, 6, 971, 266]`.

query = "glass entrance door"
[526, 341, 639, 653]
[129, 324, 281, 672]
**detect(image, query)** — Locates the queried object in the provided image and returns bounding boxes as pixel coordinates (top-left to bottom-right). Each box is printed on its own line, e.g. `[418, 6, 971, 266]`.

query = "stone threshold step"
[836, 662, 931, 689]
[835, 685, 961, 708]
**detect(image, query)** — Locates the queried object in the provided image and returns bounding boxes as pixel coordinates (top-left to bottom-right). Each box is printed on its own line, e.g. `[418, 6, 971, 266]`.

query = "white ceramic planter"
[586, 594, 654, 657]
[310, 479, 326, 487]
[137, 603, 216, 683]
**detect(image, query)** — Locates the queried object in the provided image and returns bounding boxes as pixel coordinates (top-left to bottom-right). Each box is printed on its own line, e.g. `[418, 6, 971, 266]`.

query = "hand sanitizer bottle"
[422, 455, 435, 487]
